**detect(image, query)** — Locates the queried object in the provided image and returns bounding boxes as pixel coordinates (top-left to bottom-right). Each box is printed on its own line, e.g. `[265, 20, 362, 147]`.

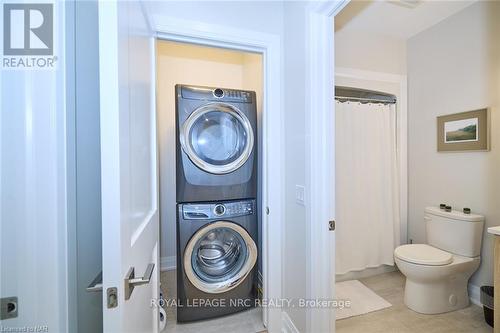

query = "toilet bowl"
[395, 244, 480, 314]
[394, 207, 484, 314]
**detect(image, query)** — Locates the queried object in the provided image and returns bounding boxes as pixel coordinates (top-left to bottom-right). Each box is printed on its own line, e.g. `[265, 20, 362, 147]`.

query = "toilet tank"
[425, 207, 484, 257]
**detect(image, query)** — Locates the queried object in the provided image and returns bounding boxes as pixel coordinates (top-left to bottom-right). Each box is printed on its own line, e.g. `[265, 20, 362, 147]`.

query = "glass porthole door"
[180, 103, 254, 174]
[183, 221, 257, 294]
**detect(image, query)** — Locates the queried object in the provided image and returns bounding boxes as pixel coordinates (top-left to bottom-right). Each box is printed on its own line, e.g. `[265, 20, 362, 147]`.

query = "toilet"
[394, 207, 484, 314]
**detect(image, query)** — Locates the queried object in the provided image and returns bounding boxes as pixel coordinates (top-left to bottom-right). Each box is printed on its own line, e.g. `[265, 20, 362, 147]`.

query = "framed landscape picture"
[437, 108, 489, 152]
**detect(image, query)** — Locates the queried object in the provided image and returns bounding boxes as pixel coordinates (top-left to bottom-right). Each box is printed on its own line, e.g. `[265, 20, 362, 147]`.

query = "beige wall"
[408, 1, 500, 288]
[156, 41, 262, 266]
[335, 1, 407, 75]
[335, 29, 407, 75]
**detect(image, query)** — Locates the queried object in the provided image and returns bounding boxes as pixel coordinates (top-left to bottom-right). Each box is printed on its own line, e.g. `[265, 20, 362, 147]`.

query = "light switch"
[295, 185, 305, 205]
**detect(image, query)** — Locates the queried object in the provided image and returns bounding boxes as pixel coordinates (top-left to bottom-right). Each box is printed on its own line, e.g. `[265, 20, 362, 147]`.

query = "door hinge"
[329, 220, 336, 231]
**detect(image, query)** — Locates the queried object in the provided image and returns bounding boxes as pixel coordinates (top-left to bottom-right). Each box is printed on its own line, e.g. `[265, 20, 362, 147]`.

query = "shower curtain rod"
[335, 86, 397, 104]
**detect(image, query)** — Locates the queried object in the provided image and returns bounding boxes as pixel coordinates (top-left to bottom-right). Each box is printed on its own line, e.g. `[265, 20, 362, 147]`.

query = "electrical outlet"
[295, 185, 305, 205]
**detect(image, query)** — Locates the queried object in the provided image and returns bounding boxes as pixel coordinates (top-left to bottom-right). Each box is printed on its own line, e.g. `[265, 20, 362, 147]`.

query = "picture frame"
[437, 108, 489, 152]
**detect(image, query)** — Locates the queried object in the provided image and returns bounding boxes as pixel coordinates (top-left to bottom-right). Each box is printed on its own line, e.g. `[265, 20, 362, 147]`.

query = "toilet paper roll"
[159, 307, 167, 332]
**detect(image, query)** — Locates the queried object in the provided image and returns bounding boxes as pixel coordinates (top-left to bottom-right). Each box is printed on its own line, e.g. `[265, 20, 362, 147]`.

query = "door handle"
[86, 271, 103, 292]
[124, 263, 155, 300]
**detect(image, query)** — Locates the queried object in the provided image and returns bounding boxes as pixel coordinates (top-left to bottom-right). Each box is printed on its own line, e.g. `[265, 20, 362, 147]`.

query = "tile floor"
[160, 270, 266, 333]
[161, 269, 490, 333]
[336, 271, 492, 333]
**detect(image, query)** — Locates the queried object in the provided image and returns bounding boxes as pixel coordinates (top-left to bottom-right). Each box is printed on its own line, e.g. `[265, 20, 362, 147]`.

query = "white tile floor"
[161, 269, 490, 333]
[336, 271, 492, 333]
[160, 270, 266, 333]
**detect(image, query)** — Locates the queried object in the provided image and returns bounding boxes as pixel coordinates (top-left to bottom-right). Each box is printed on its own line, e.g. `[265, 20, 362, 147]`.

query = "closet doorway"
[156, 40, 265, 332]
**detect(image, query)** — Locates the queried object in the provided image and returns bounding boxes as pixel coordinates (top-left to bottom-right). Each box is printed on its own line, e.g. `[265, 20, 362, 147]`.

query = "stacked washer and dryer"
[175, 85, 259, 322]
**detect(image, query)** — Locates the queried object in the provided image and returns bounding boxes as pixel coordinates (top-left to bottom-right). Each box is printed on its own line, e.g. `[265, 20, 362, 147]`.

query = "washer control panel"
[182, 200, 255, 220]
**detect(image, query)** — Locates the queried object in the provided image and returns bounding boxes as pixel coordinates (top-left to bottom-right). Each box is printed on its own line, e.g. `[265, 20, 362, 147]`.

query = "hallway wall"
[1, 2, 69, 331]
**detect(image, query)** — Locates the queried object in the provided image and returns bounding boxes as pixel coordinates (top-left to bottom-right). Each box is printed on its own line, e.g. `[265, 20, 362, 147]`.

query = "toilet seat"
[394, 244, 453, 266]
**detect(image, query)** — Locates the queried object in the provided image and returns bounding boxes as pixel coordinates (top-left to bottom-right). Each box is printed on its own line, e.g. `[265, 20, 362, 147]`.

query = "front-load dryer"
[176, 199, 258, 322]
[175, 84, 257, 203]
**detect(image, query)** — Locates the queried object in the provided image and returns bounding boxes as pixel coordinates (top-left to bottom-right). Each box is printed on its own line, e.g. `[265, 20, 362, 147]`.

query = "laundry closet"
[156, 40, 265, 331]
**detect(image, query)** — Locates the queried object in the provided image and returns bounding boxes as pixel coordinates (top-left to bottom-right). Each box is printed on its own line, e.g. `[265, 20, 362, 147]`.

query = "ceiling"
[335, 0, 477, 40]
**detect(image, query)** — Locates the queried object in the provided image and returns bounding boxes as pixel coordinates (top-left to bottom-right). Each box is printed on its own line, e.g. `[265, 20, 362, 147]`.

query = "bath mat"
[335, 280, 391, 320]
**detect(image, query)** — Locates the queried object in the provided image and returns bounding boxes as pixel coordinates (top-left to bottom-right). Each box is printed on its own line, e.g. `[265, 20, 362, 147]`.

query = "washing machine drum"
[180, 103, 254, 175]
[184, 221, 257, 294]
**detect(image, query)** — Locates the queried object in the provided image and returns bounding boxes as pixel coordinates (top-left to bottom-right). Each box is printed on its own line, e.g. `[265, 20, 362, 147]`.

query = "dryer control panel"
[180, 85, 253, 103]
[182, 200, 255, 220]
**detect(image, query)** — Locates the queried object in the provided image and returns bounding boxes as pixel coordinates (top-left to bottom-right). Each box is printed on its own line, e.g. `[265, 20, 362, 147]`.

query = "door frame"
[305, 1, 350, 332]
[146, 13, 284, 333]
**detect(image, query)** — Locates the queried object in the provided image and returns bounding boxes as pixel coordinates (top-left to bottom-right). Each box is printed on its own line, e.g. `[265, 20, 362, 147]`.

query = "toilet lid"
[394, 244, 453, 266]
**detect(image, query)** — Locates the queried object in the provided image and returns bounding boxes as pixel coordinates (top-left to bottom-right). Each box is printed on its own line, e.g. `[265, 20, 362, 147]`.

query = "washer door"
[180, 102, 254, 174]
[184, 221, 257, 294]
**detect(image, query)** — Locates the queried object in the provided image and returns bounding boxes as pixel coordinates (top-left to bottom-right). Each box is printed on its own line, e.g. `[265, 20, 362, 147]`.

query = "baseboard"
[160, 256, 176, 271]
[468, 283, 481, 307]
[336, 265, 397, 282]
[281, 311, 299, 333]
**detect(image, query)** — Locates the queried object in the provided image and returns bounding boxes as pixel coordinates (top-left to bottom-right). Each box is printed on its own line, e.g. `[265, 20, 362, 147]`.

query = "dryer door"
[180, 102, 254, 174]
[184, 221, 257, 294]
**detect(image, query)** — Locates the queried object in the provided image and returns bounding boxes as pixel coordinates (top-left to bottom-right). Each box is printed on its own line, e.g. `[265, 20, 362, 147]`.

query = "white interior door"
[98, 1, 159, 332]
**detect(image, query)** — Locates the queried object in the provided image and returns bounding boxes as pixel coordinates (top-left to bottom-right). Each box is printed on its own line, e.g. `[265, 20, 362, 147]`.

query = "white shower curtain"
[335, 100, 400, 275]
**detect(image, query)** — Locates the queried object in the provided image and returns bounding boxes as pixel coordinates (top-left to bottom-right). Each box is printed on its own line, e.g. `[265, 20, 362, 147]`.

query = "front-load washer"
[175, 84, 257, 203]
[176, 199, 258, 322]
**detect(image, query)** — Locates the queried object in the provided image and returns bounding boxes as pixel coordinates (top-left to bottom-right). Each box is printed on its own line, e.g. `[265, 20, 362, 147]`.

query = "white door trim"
[305, 1, 350, 332]
[335, 67, 408, 245]
[144, 12, 284, 333]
